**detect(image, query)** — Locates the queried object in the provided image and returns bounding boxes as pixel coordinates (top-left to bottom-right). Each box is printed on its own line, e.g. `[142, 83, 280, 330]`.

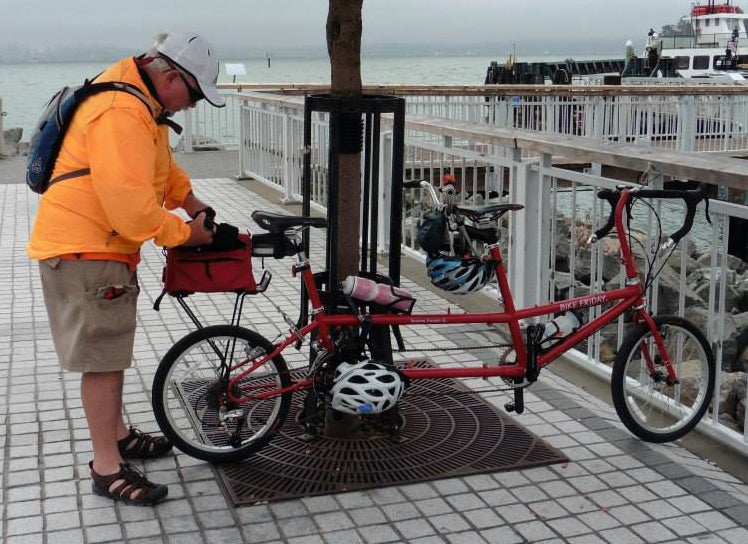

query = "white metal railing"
[182, 85, 748, 155]
[236, 91, 748, 456]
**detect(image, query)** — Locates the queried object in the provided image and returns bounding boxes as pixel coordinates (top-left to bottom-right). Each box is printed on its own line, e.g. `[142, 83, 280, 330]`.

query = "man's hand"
[183, 211, 215, 247]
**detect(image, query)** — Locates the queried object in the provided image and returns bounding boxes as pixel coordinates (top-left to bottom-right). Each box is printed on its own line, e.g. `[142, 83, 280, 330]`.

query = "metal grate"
[217, 364, 567, 506]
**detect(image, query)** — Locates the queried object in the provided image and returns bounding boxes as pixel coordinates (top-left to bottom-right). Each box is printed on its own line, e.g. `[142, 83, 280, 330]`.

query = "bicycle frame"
[225, 188, 676, 404]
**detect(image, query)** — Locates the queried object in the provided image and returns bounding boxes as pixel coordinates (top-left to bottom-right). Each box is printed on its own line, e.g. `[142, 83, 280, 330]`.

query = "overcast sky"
[1, 0, 698, 55]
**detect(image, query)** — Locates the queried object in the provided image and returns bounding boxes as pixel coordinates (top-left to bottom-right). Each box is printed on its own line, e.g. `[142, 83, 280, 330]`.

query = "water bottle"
[342, 276, 413, 311]
[541, 311, 581, 344]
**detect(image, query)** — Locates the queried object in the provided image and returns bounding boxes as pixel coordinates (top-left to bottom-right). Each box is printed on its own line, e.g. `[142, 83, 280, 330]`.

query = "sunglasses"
[176, 69, 204, 103]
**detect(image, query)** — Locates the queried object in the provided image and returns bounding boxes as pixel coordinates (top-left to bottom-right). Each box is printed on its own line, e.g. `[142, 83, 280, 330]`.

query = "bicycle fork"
[638, 311, 679, 386]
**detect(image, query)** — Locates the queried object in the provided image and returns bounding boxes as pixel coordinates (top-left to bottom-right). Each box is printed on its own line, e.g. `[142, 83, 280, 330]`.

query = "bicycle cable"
[629, 196, 678, 294]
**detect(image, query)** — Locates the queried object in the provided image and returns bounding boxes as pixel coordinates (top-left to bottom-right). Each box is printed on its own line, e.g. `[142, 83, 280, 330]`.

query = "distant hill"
[1, 36, 631, 63]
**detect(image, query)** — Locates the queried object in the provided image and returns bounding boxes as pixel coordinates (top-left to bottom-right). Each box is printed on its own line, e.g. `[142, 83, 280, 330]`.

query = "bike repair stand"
[299, 94, 406, 438]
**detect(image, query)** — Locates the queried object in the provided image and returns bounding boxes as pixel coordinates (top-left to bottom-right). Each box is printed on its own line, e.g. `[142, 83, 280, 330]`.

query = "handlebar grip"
[402, 179, 425, 189]
[203, 207, 216, 230]
[636, 185, 708, 247]
[591, 189, 620, 242]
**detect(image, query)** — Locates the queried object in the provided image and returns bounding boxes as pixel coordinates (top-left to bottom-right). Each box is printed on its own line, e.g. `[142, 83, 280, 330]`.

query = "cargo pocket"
[84, 284, 139, 338]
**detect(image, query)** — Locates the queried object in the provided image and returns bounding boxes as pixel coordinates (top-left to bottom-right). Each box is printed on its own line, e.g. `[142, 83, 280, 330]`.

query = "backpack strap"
[48, 81, 183, 188]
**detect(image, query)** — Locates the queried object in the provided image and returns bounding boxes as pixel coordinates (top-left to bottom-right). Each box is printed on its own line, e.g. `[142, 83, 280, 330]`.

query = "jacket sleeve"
[164, 147, 193, 210]
[84, 108, 191, 247]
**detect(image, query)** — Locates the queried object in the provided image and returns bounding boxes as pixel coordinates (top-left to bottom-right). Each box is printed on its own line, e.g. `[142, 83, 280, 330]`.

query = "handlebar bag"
[162, 233, 257, 295]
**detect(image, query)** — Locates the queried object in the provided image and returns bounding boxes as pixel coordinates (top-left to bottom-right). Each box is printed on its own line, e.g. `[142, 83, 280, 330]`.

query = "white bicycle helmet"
[426, 256, 495, 294]
[330, 360, 406, 415]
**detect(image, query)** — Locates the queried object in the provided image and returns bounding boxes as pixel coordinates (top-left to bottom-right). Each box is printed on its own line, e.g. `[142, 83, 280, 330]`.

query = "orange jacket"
[27, 57, 192, 264]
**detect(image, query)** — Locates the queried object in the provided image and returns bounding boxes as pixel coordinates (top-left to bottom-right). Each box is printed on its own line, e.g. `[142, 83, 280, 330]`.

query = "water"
[0, 53, 620, 140]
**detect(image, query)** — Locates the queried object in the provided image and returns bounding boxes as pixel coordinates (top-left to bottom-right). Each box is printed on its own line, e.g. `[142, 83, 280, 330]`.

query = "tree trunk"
[327, 0, 363, 280]
[324, 0, 364, 437]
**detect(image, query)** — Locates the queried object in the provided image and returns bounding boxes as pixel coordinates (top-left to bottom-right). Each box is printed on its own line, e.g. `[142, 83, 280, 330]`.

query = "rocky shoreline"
[553, 217, 748, 433]
[1, 127, 27, 158]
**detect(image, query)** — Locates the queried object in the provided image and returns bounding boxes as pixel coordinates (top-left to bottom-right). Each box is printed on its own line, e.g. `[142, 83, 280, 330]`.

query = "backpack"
[26, 80, 154, 194]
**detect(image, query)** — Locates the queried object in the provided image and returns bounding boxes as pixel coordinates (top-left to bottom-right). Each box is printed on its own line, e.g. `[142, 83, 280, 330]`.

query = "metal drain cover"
[217, 365, 567, 506]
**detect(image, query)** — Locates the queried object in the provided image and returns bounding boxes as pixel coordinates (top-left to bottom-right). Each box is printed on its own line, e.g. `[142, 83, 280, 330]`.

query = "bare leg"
[81, 371, 130, 473]
[83, 371, 167, 503]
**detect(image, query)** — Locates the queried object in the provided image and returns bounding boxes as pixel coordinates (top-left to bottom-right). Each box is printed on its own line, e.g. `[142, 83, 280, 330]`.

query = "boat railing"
[235, 90, 748, 456]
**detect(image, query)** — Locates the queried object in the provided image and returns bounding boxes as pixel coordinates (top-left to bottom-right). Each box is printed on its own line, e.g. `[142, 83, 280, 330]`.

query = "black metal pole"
[389, 98, 406, 285]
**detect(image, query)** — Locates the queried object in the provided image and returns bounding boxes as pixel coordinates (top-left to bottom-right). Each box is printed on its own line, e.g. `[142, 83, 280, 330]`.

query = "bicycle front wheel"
[611, 315, 715, 443]
[152, 325, 291, 463]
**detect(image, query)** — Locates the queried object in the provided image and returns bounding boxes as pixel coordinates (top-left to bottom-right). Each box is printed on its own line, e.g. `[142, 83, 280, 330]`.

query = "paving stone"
[124, 519, 163, 539]
[525, 501, 568, 523]
[357, 524, 403, 543]
[444, 531, 488, 544]
[538, 480, 578, 498]
[630, 521, 678, 542]
[578, 510, 622, 531]
[241, 521, 281, 542]
[314, 512, 355, 532]
[689, 511, 738, 531]
[85, 523, 124, 543]
[556, 495, 599, 514]
[430, 512, 471, 534]
[433, 478, 470, 496]
[700, 490, 745, 509]
[717, 526, 748, 544]
[322, 529, 365, 544]
[6, 500, 42, 519]
[394, 518, 436, 540]
[367, 488, 406, 505]
[587, 489, 628, 508]
[546, 517, 592, 538]
[514, 520, 557, 541]
[7, 517, 44, 536]
[666, 495, 711, 514]
[45, 511, 81, 531]
[204, 527, 245, 544]
[476, 525, 524, 544]
[46, 529, 85, 544]
[444, 492, 487, 511]
[660, 515, 709, 537]
[278, 516, 319, 538]
[161, 514, 200, 534]
[599, 526, 645, 544]
[567, 535, 608, 544]
[496, 503, 538, 523]
[607, 505, 651, 525]
[414, 497, 453, 517]
[477, 488, 517, 507]
[461, 506, 505, 530]
[198, 509, 237, 530]
[302, 495, 341, 513]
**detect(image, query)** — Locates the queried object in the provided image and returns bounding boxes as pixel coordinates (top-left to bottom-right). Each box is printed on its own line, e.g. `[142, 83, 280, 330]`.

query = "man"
[27, 32, 225, 506]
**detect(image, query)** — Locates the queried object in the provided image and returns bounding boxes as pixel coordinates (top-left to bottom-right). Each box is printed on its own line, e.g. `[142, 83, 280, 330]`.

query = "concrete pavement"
[1, 151, 747, 543]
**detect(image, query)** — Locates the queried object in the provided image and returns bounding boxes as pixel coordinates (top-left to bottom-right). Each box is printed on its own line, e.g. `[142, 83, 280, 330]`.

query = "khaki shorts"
[39, 258, 139, 372]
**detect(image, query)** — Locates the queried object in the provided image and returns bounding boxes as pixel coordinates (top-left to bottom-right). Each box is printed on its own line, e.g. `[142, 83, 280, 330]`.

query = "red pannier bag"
[162, 233, 257, 295]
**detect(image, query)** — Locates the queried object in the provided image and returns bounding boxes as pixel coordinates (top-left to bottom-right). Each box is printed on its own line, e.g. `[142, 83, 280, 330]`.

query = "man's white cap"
[157, 32, 225, 107]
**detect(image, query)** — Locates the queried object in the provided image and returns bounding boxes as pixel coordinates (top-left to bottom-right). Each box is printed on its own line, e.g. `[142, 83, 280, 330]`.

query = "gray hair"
[144, 33, 172, 72]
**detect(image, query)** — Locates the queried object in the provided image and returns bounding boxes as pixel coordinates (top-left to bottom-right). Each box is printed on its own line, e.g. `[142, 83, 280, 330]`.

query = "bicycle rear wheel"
[152, 325, 291, 463]
[611, 315, 715, 443]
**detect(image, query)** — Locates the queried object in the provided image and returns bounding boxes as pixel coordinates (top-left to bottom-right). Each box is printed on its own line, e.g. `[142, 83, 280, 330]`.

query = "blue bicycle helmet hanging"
[426, 256, 495, 294]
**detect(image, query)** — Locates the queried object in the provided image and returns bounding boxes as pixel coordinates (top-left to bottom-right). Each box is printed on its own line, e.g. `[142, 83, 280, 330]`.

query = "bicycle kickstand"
[504, 324, 543, 415]
[505, 384, 524, 414]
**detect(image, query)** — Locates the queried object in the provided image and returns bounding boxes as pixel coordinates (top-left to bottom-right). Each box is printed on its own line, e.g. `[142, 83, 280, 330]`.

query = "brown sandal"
[118, 427, 173, 459]
[90, 461, 168, 506]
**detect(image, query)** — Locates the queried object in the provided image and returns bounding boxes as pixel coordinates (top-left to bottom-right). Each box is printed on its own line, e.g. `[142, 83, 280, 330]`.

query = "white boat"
[647, 0, 748, 79]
